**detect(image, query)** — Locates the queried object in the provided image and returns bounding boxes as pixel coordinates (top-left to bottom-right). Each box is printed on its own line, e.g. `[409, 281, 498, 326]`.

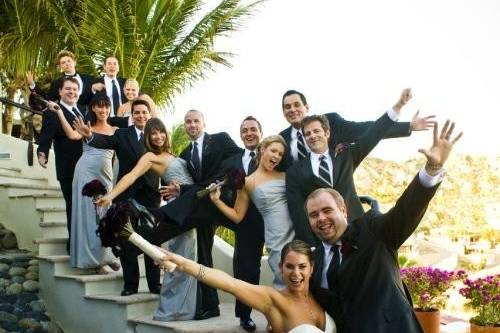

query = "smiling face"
[259, 141, 284, 171]
[104, 56, 119, 78]
[283, 93, 309, 128]
[131, 103, 151, 130]
[240, 119, 262, 150]
[149, 129, 167, 148]
[124, 80, 139, 101]
[184, 110, 205, 140]
[280, 250, 313, 292]
[59, 80, 80, 106]
[92, 104, 111, 122]
[306, 191, 348, 244]
[303, 120, 330, 154]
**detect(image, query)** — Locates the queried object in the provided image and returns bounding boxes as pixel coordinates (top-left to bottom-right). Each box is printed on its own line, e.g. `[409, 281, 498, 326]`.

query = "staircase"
[0, 134, 271, 333]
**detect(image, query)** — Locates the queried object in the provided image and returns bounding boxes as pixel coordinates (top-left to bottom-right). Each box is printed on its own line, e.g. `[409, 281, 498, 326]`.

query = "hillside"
[354, 154, 500, 244]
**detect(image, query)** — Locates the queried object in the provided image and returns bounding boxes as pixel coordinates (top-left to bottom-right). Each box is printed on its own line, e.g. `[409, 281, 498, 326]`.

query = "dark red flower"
[225, 168, 246, 190]
[96, 201, 138, 247]
[334, 143, 348, 157]
[82, 179, 107, 198]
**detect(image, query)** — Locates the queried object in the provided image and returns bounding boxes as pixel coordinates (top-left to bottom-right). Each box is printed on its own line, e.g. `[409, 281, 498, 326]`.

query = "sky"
[166, 0, 500, 161]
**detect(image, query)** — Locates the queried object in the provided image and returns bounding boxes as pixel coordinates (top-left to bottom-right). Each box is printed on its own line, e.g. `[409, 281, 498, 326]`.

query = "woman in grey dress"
[96, 118, 197, 320]
[48, 94, 119, 272]
[209, 135, 295, 288]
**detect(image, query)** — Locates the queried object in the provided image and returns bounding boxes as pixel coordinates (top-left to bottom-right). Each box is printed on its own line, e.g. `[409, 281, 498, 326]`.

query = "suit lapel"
[306, 154, 332, 188]
[330, 149, 342, 187]
[200, 133, 211, 178]
[127, 127, 143, 159]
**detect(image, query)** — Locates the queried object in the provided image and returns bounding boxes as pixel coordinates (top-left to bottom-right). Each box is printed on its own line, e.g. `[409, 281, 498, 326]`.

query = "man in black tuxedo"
[306, 121, 462, 333]
[286, 89, 412, 245]
[279, 89, 435, 169]
[91, 56, 126, 116]
[219, 116, 265, 331]
[83, 99, 161, 295]
[27, 50, 94, 107]
[174, 110, 241, 320]
[37, 77, 87, 252]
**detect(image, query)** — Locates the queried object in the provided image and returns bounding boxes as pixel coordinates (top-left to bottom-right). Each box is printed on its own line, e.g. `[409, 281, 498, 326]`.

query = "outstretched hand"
[94, 195, 112, 207]
[418, 120, 462, 171]
[410, 110, 436, 131]
[73, 117, 92, 139]
[392, 88, 412, 113]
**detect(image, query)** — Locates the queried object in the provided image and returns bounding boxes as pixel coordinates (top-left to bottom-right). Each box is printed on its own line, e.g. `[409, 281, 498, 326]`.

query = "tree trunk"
[1, 86, 16, 135]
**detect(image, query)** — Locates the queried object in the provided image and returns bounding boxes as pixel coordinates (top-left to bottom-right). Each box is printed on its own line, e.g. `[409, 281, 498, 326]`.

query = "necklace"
[304, 294, 317, 323]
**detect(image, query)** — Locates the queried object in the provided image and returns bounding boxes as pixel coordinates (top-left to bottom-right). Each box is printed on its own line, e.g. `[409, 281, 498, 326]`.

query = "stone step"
[37, 207, 66, 224]
[34, 237, 67, 256]
[39, 221, 68, 238]
[34, 196, 66, 210]
[131, 303, 268, 333]
[0, 173, 48, 186]
[0, 166, 21, 176]
[2, 182, 61, 197]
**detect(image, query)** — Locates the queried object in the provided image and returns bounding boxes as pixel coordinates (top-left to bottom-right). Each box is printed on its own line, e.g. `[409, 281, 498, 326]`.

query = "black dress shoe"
[127, 199, 159, 232]
[194, 307, 220, 320]
[149, 287, 161, 295]
[240, 318, 256, 332]
[120, 289, 137, 296]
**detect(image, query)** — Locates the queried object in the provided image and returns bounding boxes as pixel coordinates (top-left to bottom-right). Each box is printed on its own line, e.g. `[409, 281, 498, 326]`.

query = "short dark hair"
[104, 55, 118, 64]
[282, 90, 308, 110]
[280, 240, 314, 266]
[144, 118, 171, 155]
[304, 187, 347, 218]
[60, 76, 80, 89]
[301, 114, 330, 133]
[131, 99, 151, 113]
[241, 115, 262, 133]
[56, 50, 76, 64]
[88, 93, 111, 125]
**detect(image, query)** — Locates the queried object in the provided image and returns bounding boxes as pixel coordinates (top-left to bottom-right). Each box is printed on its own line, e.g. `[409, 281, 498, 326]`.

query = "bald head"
[184, 109, 206, 140]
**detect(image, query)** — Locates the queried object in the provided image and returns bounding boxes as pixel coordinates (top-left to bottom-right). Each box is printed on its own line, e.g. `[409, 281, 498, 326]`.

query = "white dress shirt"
[190, 133, 205, 164]
[60, 101, 81, 117]
[310, 149, 333, 184]
[104, 75, 122, 116]
[242, 149, 256, 175]
[290, 127, 311, 162]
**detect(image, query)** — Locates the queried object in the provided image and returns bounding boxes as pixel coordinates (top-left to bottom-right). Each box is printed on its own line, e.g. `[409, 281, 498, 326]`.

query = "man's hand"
[410, 110, 436, 131]
[92, 82, 105, 92]
[392, 88, 412, 113]
[26, 71, 35, 87]
[37, 152, 47, 168]
[73, 117, 92, 139]
[159, 181, 180, 200]
[418, 120, 463, 173]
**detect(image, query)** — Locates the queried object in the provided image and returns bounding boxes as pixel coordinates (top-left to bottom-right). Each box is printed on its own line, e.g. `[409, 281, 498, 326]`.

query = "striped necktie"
[318, 155, 332, 187]
[296, 131, 308, 160]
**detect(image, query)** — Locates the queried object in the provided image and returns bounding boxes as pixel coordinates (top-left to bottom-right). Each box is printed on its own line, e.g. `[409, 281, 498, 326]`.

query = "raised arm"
[46, 101, 82, 140]
[158, 248, 276, 315]
[379, 120, 462, 249]
[209, 185, 250, 224]
[95, 152, 159, 207]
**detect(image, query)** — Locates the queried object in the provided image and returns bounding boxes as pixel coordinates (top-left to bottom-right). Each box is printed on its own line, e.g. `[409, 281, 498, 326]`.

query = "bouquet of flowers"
[96, 201, 176, 272]
[82, 179, 108, 224]
[459, 274, 499, 327]
[196, 168, 246, 199]
[400, 266, 466, 311]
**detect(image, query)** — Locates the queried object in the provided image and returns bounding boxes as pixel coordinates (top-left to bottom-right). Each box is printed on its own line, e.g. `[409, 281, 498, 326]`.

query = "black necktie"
[296, 131, 307, 160]
[111, 79, 120, 116]
[327, 245, 341, 288]
[72, 107, 83, 118]
[318, 155, 332, 187]
[139, 131, 144, 145]
[247, 151, 256, 175]
[191, 142, 201, 181]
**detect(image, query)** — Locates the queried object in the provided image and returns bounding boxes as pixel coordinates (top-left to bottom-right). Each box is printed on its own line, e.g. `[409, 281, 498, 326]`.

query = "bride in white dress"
[156, 239, 336, 333]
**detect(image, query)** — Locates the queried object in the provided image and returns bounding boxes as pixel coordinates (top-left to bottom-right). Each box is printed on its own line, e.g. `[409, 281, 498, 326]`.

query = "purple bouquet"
[196, 168, 246, 199]
[459, 274, 499, 327]
[401, 266, 466, 311]
[82, 179, 107, 224]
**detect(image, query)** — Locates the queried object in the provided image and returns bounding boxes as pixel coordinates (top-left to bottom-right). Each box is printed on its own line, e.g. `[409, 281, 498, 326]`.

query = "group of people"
[33, 49, 462, 333]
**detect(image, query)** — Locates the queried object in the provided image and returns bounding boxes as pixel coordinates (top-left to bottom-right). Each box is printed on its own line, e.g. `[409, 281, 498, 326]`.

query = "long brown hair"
[144, 118, 172, 155]
[280, 240, 314, 266]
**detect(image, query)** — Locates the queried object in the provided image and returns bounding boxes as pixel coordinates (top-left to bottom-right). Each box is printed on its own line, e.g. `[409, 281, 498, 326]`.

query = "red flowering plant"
[459, 274, 500, 327]
[400, 267, 466, 311]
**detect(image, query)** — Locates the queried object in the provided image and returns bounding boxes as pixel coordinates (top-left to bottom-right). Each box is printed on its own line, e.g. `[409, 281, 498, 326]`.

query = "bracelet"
[196, 264, 206, 281]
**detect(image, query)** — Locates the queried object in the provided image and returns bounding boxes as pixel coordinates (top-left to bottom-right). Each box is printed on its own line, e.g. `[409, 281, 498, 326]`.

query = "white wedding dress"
[288, 312, 336, 333]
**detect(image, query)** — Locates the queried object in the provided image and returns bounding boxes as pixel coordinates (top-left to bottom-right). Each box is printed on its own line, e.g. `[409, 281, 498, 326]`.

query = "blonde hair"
[255, 135, 287, 167]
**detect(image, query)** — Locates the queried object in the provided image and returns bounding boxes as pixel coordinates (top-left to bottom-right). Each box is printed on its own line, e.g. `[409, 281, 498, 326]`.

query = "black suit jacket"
[179, 132, 241, 186]
[32, 73, 95, 107]
[88, 126, 160, 207]
[279, 112, 411, 170]
[286, 113, 396, 245]
[37, 104, 87, 180]
[311, 174, 439, 333]
[93, 76, 127, 103]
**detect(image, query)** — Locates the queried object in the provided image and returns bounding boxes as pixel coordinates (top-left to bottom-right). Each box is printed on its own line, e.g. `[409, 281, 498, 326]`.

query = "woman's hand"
[208, 184, 222, 203]
[94, 195, 112, 207]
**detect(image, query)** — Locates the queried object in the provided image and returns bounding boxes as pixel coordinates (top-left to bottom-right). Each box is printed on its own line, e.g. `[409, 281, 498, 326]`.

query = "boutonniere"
[334, 143, 348, 157]
[340, 241, 358, 257]
[340, 224, 359, 257]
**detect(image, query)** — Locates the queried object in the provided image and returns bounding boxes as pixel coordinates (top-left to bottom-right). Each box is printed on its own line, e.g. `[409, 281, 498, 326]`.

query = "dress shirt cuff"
[418, 167, 445, 188]
[386, 109, 399, 122]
